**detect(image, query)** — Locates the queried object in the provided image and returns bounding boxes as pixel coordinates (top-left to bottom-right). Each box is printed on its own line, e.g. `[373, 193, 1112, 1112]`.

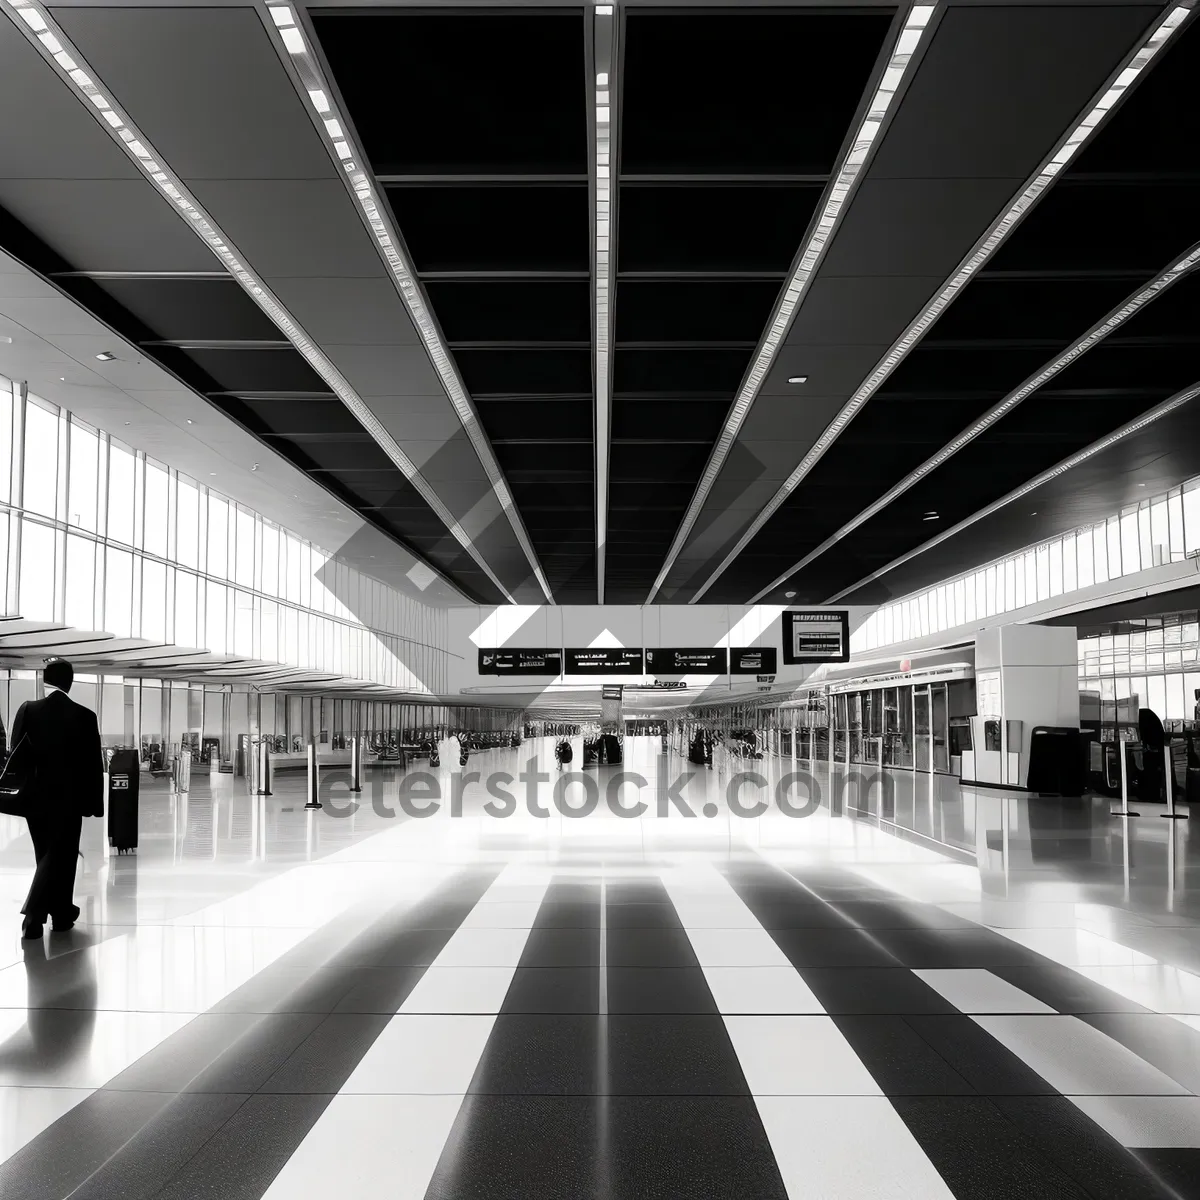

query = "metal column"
[305, 741, 322, 809]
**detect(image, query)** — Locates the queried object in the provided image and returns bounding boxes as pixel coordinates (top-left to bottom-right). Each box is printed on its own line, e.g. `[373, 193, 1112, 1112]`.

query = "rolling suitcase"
[107, 748, 140, 853]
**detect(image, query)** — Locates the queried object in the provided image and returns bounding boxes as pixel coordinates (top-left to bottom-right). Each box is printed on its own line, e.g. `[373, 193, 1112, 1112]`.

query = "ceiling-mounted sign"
[645, 647, 728, 675]
[730, 647, 778, 675]
[565, 648, 644, 674]
[782, 610, 850, 664]
[477, 648, 562, 676]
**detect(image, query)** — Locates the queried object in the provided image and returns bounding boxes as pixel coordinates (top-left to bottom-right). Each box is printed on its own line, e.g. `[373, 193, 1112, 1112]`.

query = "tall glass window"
[108, 444, 135, 546]
[177, 478, 199, 569]
[68, 422, 99, 532]
[144, 462, 169, 558]
[22, 401, 59, 519]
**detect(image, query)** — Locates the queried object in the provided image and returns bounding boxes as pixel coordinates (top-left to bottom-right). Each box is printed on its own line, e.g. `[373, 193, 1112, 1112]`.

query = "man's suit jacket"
[11, 690, 104, 818]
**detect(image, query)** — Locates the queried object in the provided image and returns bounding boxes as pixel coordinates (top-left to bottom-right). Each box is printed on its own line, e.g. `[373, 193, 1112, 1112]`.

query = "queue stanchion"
[172, 747, 192, 796]
[256, 739, 273, 796]
[305, 741, 322, 809]
[1163, 742, 1187, 819]
[350, 734, 363, 794]
[1111, 740, 1140, 817]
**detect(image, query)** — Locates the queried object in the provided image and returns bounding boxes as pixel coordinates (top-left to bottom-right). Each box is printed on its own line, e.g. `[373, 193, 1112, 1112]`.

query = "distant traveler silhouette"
[12, 659, 103, 939]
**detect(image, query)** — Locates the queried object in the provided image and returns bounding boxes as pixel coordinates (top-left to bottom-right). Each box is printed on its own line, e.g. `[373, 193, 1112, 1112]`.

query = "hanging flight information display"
[782, 610, 850, 664]
[645, 648, 728, 674]
[564, 648, 645, 674]
[477, 648, 562, 676]
[730, 647, 778, 675]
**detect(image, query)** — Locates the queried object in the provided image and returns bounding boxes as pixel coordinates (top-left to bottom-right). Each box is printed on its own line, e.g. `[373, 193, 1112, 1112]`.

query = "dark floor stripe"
[424, 873, 789, 1200]
[723, 855, 1186, 1199]
[0, 867, 497, 1200]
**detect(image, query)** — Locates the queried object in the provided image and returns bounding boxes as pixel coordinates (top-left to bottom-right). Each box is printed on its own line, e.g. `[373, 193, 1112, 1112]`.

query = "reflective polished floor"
[2, 738, 1200, 1197]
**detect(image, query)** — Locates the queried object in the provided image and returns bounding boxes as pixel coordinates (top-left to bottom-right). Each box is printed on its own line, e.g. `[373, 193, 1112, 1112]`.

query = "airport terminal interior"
[5, 0, 1200, 1196]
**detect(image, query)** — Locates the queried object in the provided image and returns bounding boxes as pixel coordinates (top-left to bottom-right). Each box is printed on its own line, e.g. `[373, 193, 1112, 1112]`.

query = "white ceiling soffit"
[258, 2, 555, 605]
[826, 381, 1200, 603]
[690, 3, 1195, 605]
[0, 0, 520, 605]
[592, 5, 616, 603]
[748, 237, 1200, 603]
[0, 252, 464, 603]
[643, 2, 938, 605]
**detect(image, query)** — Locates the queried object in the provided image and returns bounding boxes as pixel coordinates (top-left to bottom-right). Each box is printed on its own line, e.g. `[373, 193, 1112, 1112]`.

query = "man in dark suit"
[13, 659, 104, 939]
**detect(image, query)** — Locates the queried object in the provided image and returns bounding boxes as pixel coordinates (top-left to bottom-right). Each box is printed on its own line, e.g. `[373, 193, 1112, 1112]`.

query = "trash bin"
[107, 747, 140, 854]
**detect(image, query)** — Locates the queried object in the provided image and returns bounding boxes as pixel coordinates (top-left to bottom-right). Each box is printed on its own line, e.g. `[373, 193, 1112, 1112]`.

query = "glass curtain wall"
[0, 373, 451, 693]
[1078, 611, 1200, 735]
[852, 477, 1200, 654]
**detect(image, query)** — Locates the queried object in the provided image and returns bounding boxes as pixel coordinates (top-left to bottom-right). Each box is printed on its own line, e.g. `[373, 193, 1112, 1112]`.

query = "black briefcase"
[0, 735, 33, 818]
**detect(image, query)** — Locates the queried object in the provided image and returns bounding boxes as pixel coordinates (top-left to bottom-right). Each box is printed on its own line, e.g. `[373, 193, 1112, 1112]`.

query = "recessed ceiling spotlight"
[922, 511, 939, 521]
[209, 472, 217, 476]
[1031, 511, 1037, 515]
[252, 464, 259, 471]
[787, 376, 808, 385]
[95, 351, 116, 361]
[784, 590, 796, 599]
[186, 419, 193, 424]
[59, 376, 66, 382]
[0, 335, 12, 344]
[123, 421, 130, 426]
[1138, 482, 1146, 487]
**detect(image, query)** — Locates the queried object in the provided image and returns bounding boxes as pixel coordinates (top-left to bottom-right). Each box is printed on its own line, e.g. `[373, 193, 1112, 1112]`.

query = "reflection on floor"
[1, 737, 1200, 1196]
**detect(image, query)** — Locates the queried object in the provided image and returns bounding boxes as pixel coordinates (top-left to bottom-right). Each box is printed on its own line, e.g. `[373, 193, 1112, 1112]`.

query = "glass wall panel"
[22, 401, 59, 519]
[207, 495, 228, 579]
[19, 519, 56, 620]
[105, 547, 133, 637]
[65, 533, 96, 630]
[177, 477, 199, 569]
[144, 462, 169, 557]
[108, 443, 135, 545]
[142, 559, 167, 642]
[68, 422, 99, 532]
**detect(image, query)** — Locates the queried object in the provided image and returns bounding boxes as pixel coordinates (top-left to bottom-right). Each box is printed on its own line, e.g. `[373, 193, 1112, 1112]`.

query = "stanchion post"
[1111, 739, 1140, 817]
[256, 739, 273, 796]
[305, 741, 322, 809]
[1163, 742, 1187, 819]
[350, 734, 362, 793]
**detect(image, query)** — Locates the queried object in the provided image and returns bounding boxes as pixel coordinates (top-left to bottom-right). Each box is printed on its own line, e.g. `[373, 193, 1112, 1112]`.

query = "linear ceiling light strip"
[825, 381, 1200, 604]
[2, 0, 510, 603]
[594, 5, 615, 603]
[262, 3, 554, 605]
[747, 238, 1200, 604]
[688, 3, 1193, 606]
[642, 2, 937, 604]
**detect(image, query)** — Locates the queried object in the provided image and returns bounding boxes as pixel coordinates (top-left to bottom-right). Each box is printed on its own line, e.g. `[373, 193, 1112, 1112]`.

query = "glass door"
[931, 683, 950, 773]
[914, 686, 932, 772]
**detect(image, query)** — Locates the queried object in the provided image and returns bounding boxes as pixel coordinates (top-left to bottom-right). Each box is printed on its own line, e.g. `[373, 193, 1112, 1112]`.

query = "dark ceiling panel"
[387, 186, 589, 273]
[604, 7, 895, 597]
[426, 281, 591, 343]
[456, 349, 592, 398]
[477, 399, 594, 443]
[311, 12, 587, 175]
[617, 186, 820, 274]
[314, 7, 593, 598]
[621, 12, 894, 174]
[657, 2, 1172, 605]
[615, 280, 781, 343]
[93, 278, 283, 343]
[840, 398, 1200, 608]
[164, 347, 329, 395]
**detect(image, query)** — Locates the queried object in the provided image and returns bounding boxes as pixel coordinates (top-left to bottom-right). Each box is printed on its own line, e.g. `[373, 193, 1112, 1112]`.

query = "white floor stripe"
[1071, 1095, 1200, 1147]
[913, 968, 1057, 1014]
[973, 1014, 1189, 1097]
[757, 1097, 956, 1200]
[661, 864, 955, 1200]
[260, 864, 549, 1200]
